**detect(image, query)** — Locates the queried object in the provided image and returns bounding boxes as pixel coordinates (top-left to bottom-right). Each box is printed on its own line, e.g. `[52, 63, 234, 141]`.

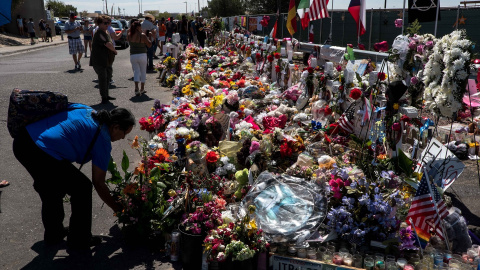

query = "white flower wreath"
[422, 30, 472, 118]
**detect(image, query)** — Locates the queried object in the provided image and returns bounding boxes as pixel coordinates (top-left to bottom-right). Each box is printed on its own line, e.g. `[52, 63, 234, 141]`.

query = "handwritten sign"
[272, 255, 323, 270]
[415, 138, 465, 191]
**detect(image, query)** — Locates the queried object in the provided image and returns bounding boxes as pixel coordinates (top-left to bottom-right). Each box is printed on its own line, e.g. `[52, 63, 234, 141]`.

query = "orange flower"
[123, 183, 138, 195]
[134, 163, 145, 175]
[155, 148, 170, 159]
[131, 135, 140, 149]
[377, 154, 387, 160]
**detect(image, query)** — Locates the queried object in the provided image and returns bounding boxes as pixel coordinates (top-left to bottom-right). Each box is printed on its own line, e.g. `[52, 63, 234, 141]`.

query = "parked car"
[110, 20, 128, 49]
[118, 19, 128, 29]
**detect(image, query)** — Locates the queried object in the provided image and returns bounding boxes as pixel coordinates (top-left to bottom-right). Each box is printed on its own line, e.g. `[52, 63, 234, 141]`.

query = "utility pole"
[184, 1, 187, 14]
[105, 0, 108, 15]
[198, 0, 200, 16]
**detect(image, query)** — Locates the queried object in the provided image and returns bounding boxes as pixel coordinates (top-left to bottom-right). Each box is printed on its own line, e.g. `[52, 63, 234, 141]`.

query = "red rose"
[307, 67, 314, 74]
[250, 41, 254, 45]
[256, 53, 262, 60]
[206, 151, 219, 163]
[274, 52, 281, 59]
[338, 85, 344, 91]
[280, 142, 293, 158]
[377, 72, 387, 81]
[324, 106, 333, 115]
[267, 55, 274, 62]
[241, 45, 246, 51]
[275, 65, 281, 73]
[349, 88, 362, 100]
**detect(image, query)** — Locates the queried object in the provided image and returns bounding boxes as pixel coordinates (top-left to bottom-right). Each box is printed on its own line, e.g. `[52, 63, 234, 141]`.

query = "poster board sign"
[272, 255, 362, 270]
[249, 17, 258, 32]
[415, 138, 465, 191]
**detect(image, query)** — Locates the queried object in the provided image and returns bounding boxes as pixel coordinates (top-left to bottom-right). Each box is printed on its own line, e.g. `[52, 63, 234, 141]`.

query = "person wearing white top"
[16, 15, 24, 37]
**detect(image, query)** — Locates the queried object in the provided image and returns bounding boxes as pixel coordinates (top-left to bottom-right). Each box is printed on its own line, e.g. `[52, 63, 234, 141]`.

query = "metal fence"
[223, 6, 480, 54]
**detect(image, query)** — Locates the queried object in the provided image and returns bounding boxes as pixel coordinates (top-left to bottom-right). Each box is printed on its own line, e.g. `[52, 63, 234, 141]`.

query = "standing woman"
[157, 18, 166, 56]
[90, 15, 117, 104]
[13, 105, 136, 253]
[16, 15, 24, 37]
[127, 20, 151, 96]
[83, 20, 93, 58]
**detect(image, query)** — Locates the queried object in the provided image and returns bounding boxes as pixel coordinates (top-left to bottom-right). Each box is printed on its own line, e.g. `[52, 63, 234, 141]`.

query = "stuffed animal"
[234, 168, 249, 198]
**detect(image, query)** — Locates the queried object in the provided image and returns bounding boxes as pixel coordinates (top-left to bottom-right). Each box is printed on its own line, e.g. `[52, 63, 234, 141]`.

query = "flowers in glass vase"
[180, 201, 224, 235]
[204, 206, 269, 262]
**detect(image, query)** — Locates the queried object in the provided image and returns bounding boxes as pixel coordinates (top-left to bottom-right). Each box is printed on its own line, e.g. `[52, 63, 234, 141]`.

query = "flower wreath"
[422, 30, 472, 118]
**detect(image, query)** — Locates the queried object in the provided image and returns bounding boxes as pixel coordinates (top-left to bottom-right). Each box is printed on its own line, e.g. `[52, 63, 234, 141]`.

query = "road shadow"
[129, 94, 154, 103]
[20, 225, 181, 270]
[93, 84, 127, 89]
[90, 103, 118, 111]
[65, 69, 83, 74]
[447, 191, 480, 227]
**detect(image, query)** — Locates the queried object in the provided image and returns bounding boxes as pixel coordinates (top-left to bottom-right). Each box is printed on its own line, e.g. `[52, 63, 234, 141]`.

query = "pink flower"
[249, 141, 260, 154]
[408, 41, 417, 50]
[425, 40, 434, 48]
[417, 45, 425, 54]
[215, 198, 226, 209]
[394, 19, 403, 28]
[410, 76, 419, 85]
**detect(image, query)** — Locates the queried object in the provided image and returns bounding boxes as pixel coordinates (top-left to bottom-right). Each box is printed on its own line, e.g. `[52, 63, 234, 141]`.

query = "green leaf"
[121, 150, 130, 173]
[157, 181, 167, 189]
[355, 73, 363, 85]
[398, 149, 413, 177]
[150, 167, 159, 177]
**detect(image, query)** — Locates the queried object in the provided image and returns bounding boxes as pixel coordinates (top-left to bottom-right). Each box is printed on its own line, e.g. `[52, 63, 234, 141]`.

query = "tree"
[45, 0, 77, 17]
[157, 11, 171, 20]
[406, 19, 422, 35]
[207, 0, 244, 17]
[80, 10, 88, 19]
[244, 0, 299, 15]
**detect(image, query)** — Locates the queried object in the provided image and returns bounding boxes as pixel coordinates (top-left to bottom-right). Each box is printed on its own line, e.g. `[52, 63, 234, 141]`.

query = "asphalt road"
[1, 44, 480, 269]
[0, 44, 178, 269]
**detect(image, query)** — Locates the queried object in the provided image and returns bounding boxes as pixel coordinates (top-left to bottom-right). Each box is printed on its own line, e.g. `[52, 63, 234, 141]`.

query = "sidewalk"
[0, 34, 68, 57]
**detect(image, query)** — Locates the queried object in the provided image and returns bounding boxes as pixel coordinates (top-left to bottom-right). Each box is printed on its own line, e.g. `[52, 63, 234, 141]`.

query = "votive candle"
[332, 252, 343, 265]
[403, 264, 414, 270]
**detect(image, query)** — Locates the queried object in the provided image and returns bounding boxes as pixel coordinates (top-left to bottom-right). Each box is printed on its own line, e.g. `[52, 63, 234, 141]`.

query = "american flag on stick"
[338, 102, 356, 134]
[406, 173, 448, 241]
[309, 0, 330, 21]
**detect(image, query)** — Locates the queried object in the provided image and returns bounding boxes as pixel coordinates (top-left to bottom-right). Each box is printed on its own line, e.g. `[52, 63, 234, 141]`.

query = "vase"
[179, 226, 205, 270]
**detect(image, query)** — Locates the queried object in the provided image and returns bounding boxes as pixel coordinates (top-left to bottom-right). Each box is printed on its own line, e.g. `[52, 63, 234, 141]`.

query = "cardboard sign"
[415, 138, 465, 191]
[272, 255, 323, 270]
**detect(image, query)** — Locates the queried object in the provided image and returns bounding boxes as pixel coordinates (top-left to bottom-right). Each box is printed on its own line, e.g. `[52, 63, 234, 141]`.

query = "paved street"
[0, 43, 480, 269]
[0, 44, 178, 269]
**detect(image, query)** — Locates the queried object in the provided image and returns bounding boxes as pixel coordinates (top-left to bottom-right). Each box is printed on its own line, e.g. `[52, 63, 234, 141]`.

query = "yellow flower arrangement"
[182, 83, 194, 96]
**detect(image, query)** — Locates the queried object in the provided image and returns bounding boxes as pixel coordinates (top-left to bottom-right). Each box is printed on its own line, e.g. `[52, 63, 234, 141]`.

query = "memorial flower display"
[109, 27, 477, 269]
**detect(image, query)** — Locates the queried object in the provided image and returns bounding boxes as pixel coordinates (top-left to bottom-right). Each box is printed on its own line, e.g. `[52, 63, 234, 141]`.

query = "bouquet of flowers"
[180, 201, 224, 235]
[204, 206, 269, 262]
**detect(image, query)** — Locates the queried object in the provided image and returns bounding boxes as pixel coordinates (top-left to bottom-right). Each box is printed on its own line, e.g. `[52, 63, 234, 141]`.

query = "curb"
[0, 40, 68, 57]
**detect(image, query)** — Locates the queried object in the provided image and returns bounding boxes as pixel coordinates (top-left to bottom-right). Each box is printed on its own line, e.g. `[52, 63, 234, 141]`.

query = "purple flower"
[394, 19, 403, 28]
[417, 45, 425, 54]
[410, 76, 419, 85]
[408, 41, 417, 50]
[425, 40, 434, 48]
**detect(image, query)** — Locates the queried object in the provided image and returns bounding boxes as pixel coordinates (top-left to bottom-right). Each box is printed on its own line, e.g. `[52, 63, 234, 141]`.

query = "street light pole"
[184, 1, 187, 14]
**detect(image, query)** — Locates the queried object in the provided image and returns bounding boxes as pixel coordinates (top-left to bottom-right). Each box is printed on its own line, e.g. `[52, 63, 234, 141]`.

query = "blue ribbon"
[420, 118, 435, 137]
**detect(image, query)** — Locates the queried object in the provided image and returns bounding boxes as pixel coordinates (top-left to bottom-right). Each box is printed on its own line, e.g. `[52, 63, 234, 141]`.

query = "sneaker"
[140, 89, 147, 95]
[135, 89, 140, 96]
[75, 64, 79, 70]
[78, 61, 81, 69]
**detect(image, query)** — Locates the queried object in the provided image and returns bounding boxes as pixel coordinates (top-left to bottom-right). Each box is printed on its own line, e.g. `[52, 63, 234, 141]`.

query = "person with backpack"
[12, 105, 135, 255]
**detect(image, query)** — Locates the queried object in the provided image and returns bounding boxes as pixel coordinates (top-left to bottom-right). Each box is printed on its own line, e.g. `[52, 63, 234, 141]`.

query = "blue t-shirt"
[26, 103, 112, 171]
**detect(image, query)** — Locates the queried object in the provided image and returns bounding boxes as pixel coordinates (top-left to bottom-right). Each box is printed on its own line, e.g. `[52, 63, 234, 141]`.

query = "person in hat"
[64, 13, 85, 70]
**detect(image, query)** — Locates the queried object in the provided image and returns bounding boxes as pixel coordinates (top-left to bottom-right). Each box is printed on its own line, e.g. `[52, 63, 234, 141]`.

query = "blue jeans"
[147, 40, 156, 70]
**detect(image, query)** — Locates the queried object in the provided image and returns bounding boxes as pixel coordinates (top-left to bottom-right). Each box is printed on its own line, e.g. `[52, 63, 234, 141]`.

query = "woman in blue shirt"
[13, 105, 135, 254]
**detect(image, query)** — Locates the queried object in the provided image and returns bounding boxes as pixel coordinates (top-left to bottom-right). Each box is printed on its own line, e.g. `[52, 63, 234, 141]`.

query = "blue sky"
[65, 0, 464, 17]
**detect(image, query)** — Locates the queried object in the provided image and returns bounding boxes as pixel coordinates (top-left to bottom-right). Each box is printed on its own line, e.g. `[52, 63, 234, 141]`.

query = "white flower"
[220, 156, 230, 165]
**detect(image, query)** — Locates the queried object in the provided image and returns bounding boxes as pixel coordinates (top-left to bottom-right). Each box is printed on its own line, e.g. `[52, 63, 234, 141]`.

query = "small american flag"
[338, 102, 355, 134]
[406, 174, 447, 240]
[309, 0, 330, 21]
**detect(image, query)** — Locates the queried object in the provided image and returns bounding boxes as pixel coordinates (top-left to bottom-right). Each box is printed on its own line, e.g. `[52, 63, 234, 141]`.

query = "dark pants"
[198, 38, 205, 48]
[180, 34, 188, 45]
[93, 65, 112, 100]
[147, 40, 156, 70]
[13, 128, 93, 248]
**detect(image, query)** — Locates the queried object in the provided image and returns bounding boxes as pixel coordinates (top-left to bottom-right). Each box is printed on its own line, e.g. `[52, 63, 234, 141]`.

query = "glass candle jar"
[339, 248, 350, 256]
[307, 248, 317, 260]
[403, 264, 414, 270]
[317, 246, 327, 260]
[288, 246, 297, 257]
[353, 254, 363, 268]
[397, 258, 408, 268]
[385, 261, 397, 270]
[323, 251, 333, 262]
[434, 253, 445, 266]
[364, 256, 374, 270]
[327, 244, 336, 253]
[297, 248, 307, 258]
[414, 262, 428, 270]
[375, 259, 385, 270]
[343, 254, 353, 266]
[386, 255, 396, 263]
[332, 252, 343, 265]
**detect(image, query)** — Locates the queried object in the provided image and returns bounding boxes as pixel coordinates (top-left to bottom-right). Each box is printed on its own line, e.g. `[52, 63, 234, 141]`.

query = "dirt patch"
[0, 32, 31, 47]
